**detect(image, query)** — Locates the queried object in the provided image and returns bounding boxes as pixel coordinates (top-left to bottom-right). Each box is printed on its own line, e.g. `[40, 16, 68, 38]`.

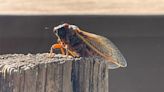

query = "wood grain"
[0, 53, 109, 92]
[0, 0, 164, 15]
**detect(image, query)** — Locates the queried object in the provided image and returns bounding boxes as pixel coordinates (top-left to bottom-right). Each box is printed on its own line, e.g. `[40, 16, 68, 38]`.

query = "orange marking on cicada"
[49, 42, 65, 57]
[52, 43, 62, 48]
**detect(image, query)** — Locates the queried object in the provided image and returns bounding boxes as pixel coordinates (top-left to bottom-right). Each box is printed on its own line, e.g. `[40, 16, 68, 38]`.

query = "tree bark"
[0, 53, 108, 92]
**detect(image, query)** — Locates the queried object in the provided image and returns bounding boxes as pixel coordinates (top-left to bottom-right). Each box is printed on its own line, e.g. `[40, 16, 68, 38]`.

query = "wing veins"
[75, 29, 123, 67]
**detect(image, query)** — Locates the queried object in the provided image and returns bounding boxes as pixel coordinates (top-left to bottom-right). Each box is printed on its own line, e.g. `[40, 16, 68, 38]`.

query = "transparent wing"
[77, 30, 127, 69]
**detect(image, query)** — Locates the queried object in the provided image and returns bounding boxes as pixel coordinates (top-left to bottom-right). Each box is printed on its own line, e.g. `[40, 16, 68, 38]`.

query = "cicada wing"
[94, 35, 127, 69]
[77, 29, 127, 69]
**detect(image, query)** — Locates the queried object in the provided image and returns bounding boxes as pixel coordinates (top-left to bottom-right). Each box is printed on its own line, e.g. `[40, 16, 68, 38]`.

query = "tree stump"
[0, 53, 108, 92]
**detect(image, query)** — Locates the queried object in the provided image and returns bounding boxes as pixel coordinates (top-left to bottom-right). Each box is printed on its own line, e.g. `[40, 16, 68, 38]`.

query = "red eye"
[64, 23, 69, 28]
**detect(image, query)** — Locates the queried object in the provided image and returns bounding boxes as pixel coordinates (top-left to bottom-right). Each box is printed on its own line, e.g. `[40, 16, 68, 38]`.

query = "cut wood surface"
[0, 0, 164, 15]
[0, 53, 109, 92]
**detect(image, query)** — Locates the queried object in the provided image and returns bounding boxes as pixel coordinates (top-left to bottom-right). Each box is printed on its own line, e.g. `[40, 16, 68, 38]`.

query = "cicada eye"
[53, 27, 58, 35]
[64, 23, 69, 28]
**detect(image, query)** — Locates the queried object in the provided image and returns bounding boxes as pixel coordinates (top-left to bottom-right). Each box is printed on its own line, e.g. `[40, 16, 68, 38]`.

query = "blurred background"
[0, 0, 164, 92]
[0, 15, 164, 92]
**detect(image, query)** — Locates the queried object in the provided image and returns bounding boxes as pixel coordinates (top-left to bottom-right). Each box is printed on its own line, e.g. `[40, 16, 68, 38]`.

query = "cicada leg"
[67, 50, 80, 58]
[49, 43, 65, 58]
[62, 44, 79, 58]
[64, 45, 69, 56]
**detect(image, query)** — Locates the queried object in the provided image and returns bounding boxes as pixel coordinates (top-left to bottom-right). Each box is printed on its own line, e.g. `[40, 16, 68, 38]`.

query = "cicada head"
[53, 23, 79, 42]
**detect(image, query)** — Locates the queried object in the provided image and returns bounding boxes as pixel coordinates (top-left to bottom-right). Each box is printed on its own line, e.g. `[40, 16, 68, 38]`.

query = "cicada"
[49, 23, 127, 69]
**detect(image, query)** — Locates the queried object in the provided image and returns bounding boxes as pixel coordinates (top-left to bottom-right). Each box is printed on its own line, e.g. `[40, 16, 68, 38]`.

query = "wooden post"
[0, 53, 108, 92]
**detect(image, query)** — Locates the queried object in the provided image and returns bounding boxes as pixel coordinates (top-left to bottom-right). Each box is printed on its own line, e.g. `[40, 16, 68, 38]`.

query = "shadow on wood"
[0, 53, 108, 92]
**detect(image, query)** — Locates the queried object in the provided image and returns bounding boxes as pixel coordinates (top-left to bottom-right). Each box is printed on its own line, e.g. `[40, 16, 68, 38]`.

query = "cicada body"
[50, 23, 127, 69]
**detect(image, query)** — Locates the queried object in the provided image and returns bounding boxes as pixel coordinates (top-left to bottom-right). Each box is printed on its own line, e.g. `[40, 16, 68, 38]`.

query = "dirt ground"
[0, 0, 164, 15]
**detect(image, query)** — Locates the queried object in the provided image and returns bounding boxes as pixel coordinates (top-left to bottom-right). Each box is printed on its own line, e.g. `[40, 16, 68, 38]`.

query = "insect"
[49, 23, 127, 69]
